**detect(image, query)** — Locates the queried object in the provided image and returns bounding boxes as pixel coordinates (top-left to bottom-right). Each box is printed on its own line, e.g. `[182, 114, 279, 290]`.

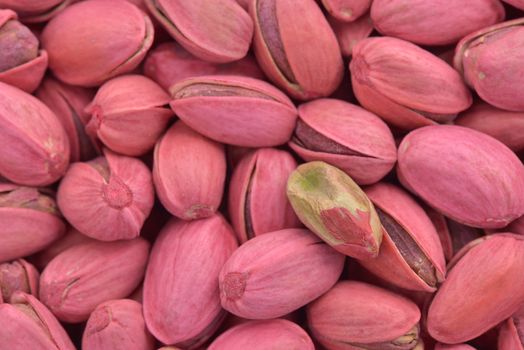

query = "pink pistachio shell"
[398, 125, 524, 228]
[85, 75, 173, 156]
[350, 37, 472, 130]
[145, 0, 252, 63]
[41, 0, 154, 87]
[0, 184, 66, 263]
[0, 259, 39, 303]
[209, 319, 315, 350]
[498, 318, 524, 350]
[0, 0, 73, 22]
[435, 344, 477, 350]
[0, 81, 70, 186]
[307, 280, 421, 350]
[170, 75, 298, 147]
[143, 214, 238, 347]
[82, 299, 155, 350]
[328, 13, 373, 57]
[371, 0, 505, 46]
[359, 182, 446, 292]
[39, 238, 150, 323]
[250, 0, 344, 100]
[57, 149, 154, 241]
[455, 19, 524, 111]
[508, 216, 524, 235]
[289, 98, 397, 185]
[321, 0, 371, 22]
[502, 0, 524, 9]
[0, 292, 75, 350]
[36, 77, 98, 162]
[456, 101, 524, 153]
[228, 148, 300, 243]
[219, 228, 345, 319]
[143, 42, 265, 91]
[428, 234, 524, 343]
[153, 121, 226, 220]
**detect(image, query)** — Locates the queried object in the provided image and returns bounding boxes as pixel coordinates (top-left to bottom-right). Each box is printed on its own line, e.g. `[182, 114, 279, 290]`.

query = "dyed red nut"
[41, 0, 154, 87]
[0, 292, 75, 350]
[143, 42, 265, 91]
[39, 238, 149, 323]
[0, 10, 48, 93]
[0, 0, 71, 22]
[0, 81, 70, 186]
[36, 77, 98, 162]
[398, 125, 524, 228]
[170, 75, 298, 147]
[289, 98, 397, 185]
[350, 37, 472, 130]
[321, 0, 371, 22]
[143, 214, 238, 347]
[250, 0, 344, 100]
[208, 319, 315, 350]
[145, 0, 253, 63]
[498, 306, 524, 350]
[83, 299, 155, 350]
[328, 13, 374, 57]
[153, 121, 226, 220]
[427, 234, 524, 344]
[57, 149, 154, 241]
[456, 101, 524, 153]
[371, 0, 505, 46]
[0, 259, 39, 304]
[359, 183, 446, 292]
[85, 75, 173, 157]
[435, 344, 477, 350]
[307, 281, 421, 350]
[0, 184, 65, 263]
[455, 18, 524, 112]
[219, 228, 345, 319]
[228, 148, 300, 243]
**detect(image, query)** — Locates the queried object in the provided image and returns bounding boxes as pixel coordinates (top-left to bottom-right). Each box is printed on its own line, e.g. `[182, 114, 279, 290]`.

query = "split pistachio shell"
[250, 0, 344, 100]
[454, 19, 524, 111]
[145, 0, 253, 63]
[228, 148, 300, 243]
[398, 125, 524, 228]
[359, 182, 446, 292]
[287, 161, 383, 259]
[42, 0, 154, 87]
[85, 74, 173, 156]
[0, 0, 72, 22]
[321, 0, 371, 22]
[219, 228, 345, 319]
[289, 98, 397, 185]
[153, 121, 226, 220]
[143, 214, 237, 347]
[371, 0, 505, 45]
[427, 234, 524, 343]
[328, 13, 374, 57]
[307, 280, 421, 350]
[350, 37, 472, 130]
[170, 75, 297, 147]
[0, 81, 70, 186]
[39, 238, 150, 323]
[0, 259, 39, 303]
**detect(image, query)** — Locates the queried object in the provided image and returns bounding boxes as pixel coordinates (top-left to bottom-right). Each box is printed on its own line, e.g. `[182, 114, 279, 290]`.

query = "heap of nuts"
[1, 0, 524, 349]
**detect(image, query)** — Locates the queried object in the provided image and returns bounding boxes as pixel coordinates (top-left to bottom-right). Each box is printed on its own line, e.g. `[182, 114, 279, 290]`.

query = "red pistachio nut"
[228, 148, 300, 243]
[0, 81, 70, 186]
[328, 13, 374, 57]
[250, 0, 344, 100]
[153, 121, 226, 220]
[398, 125, 524, 228]
[143, 214, 238, 347]
[0, 0, 72, 23]
[145, 0, 253, 63]
[219, 228, 345, 319]
[85, 74, 173, 156]
[454, 18, 524, 111]
[435, 344, 477, 350]
[57, 149, 154, 241]
[39, 238, 150, 323]
[0, 259, 39, 304]
[371, 0, 505, 46]
[498, 305, 524, 350]
[350, 37, 472, 130]
[289, 98, 397, 185]
[42, 0, 154, 87]
[321, 0, 371, 22]
[170, 75, 298, 147]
